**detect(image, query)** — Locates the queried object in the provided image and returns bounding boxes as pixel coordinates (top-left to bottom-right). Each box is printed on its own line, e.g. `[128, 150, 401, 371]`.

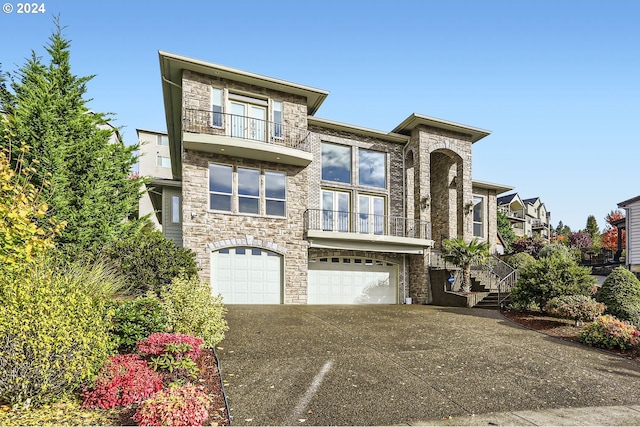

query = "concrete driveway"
[217, 305, 640, 426]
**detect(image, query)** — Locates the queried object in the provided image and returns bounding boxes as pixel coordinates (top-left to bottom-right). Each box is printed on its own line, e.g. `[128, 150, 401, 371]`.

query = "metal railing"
[183, 108, 313, 152]
[304, 209, 431, 240]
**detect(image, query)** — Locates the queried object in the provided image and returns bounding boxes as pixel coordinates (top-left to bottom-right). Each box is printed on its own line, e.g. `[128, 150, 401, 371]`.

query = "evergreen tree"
[585, 215, 601, 250]
[0, 20, 145, 256]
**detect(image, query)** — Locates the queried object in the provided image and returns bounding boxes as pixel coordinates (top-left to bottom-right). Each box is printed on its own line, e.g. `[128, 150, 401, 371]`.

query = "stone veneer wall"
[182, 70, 308, 131]
[181, 150, 310, 304]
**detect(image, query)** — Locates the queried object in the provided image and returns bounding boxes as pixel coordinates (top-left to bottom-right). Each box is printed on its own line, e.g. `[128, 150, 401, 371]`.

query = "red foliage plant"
[602, 210, 626, 251]
[82, 354, 164, 409]
[133, 385, 212, 427]
[137, 332, 204, 361]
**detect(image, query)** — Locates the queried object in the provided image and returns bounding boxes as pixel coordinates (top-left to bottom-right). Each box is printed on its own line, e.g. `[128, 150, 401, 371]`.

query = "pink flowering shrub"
[82, 354, 163, 409]
[137, 332, 203, 361]
[133, 385, 212, 426]
[579, 315, 640, 350]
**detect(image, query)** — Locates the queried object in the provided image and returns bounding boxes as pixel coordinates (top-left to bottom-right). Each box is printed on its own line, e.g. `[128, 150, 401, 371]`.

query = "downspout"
[402, 136, 411, 304]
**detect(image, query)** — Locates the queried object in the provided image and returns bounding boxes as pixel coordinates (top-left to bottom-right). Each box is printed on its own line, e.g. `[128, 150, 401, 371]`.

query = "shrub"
[544, 295, 605, 324]
[579, 315, 640, 350]
[133, 385, 212, 427]
[539, 243, 573, 260]
[82, 354, 163, 409]
[505, 252, 535, 269]
[137, 333, 203, 380]
[0, 261, 115, 408]
[160, 276, 228, 348]
[0, 398, 109, 426]
[111, 297, 169, 353]
[103, 223, 198, 295]
[510, 255, 595, 309]
[596, 267, 640, 328]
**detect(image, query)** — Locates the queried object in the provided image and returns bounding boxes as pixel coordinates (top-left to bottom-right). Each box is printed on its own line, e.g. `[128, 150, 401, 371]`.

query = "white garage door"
[308, 257, 397, 304]
[211, 247, 282, 304]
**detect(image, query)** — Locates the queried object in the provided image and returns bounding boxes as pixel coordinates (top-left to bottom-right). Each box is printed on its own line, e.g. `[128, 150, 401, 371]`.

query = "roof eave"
[392, 113, 491, 143]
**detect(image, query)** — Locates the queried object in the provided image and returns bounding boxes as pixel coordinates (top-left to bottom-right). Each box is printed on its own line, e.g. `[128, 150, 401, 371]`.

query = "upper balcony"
[498, 206, 525, 221]
[182, 108, 314, 166]
[304, 209, 433, 254]
[531, 219, 548, 229]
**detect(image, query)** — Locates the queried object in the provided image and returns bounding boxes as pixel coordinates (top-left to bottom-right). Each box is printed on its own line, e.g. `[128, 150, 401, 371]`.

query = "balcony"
[182, 108, 314, 166]
[304, 209, 433, 254]
[531, 219, 548, 229]
[498, 206, 525, 221]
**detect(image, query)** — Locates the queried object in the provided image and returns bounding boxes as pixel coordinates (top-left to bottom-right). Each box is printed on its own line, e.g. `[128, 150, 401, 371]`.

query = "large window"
[208, 164, 286, 217]
[473, 196, 484, 238]
[171, 195, 180, 224]
[358, 148, 386, 188]
[265, 171, 286, 216]
[238, 168, 260, 214]
[322, 143, 351, 183]
[209, 164, 233, 211]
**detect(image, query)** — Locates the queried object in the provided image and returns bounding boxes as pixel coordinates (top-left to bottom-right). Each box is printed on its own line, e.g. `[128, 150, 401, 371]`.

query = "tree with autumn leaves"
[602, 210, 626, 251]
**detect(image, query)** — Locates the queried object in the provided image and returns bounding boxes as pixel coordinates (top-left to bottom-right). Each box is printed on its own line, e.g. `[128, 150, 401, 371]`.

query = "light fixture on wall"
[420, 197, 430, 210]
[465, 201, 474, 214]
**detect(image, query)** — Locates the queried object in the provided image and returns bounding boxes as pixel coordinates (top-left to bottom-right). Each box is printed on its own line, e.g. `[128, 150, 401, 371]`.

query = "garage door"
[308, 257, 397, 304]
[211, 247, 282, 304]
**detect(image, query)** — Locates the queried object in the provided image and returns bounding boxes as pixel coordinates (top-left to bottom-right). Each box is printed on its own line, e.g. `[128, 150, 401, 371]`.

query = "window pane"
[171, 195, 180, 224]
[358, 149, 386, 188]
[238, 168, 260, 196]
[157, 135, 169, 146]
[209, 164, 232, 193]
[322, 143, 351, 183]
[473, 196, 484, 237]
[157, 156, 171, 168]
[211, 88, 223, 127]
[239, 197, 259, 214]
[210, 194, 231, 211]
[273, 101, 283, 138]
[265, 172, 285, 199]
[266, 200, 285, 216]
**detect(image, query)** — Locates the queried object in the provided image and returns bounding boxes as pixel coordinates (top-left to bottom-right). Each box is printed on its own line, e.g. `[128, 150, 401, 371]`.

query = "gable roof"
[497, 193, 521, 206]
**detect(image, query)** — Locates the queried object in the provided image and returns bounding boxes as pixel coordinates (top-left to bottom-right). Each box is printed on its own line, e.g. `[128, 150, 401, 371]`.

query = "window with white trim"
[473, 196, 484, 238]
[157, 156, 171, 168]
[157, 135, 169, 146]
[273, 101, 283, 138]
[208, 164, 286, 217]
[211, 87, 223, 127]
[209, 164, 232, 211]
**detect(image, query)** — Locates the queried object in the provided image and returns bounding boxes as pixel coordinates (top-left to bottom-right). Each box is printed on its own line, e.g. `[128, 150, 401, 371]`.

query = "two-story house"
[498, 193, 551, 242]
[154, 51, 511, 305]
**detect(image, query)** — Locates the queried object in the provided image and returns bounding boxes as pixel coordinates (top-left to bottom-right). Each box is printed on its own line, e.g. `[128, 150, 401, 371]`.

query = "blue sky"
[1, 0, 638, 232]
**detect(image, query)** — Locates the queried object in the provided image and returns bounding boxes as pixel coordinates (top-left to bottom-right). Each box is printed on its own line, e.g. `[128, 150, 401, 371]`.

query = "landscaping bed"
[502, 309, 640, 362]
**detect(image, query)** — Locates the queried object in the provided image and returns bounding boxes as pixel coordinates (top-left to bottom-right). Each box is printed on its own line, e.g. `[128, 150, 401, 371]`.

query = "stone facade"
[161, 53, 509, 305]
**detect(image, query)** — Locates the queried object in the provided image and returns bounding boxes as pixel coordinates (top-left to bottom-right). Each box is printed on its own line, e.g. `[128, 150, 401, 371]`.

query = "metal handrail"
[183, 108, 313, 152]
[303, 209, 431, 240]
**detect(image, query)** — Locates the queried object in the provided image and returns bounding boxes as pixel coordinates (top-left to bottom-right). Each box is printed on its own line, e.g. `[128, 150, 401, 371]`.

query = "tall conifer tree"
[0, 20, 145, 256]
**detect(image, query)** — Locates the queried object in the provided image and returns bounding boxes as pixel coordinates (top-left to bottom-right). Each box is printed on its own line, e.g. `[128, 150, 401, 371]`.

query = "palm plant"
[442, 238, 490, 292]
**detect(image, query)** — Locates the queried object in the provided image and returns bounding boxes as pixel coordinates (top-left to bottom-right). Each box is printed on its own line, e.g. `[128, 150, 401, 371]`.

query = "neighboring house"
[136, 129, 183, 245]
[154, 51, 512, 305]
[618, 195, 640, 274]
[497, 194, 551, 241]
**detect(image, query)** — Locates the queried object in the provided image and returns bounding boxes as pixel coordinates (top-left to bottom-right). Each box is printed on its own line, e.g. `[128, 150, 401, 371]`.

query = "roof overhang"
[618, 195, 640, 208]
[159, 51, 329, 179]
[392, 113, 491, 143]
[308, 117, 408, 144]
[472, 180, 513, 195]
